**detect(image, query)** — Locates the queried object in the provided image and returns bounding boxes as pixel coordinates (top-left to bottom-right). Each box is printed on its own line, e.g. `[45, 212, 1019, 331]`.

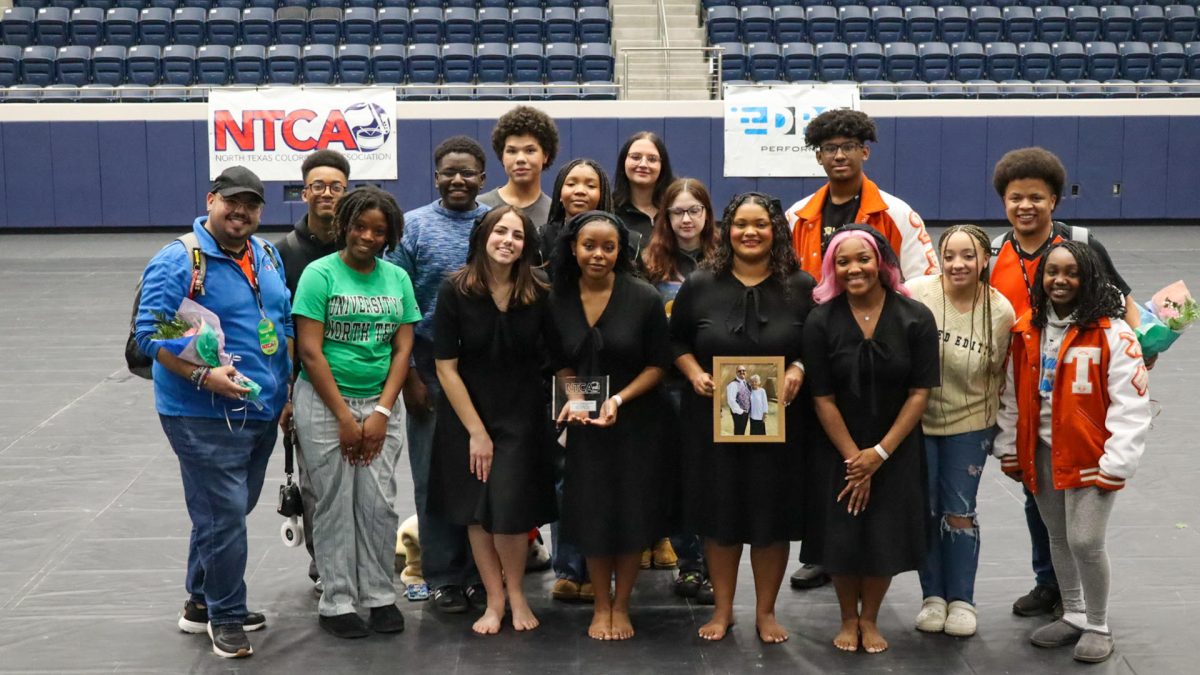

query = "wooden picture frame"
[712, 356, 786, 444]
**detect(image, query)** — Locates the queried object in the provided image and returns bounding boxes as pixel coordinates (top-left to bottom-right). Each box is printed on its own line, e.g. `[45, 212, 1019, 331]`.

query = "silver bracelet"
[373, 405, 392, 418]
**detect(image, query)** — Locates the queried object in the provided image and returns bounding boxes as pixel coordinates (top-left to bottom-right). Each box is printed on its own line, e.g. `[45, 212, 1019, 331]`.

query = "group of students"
[137, 105, 1151, 664]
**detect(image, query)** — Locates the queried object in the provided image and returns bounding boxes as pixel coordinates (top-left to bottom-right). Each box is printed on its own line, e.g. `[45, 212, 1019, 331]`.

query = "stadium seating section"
[705, 0, 1200, 97]
[0, 0, 617, 100]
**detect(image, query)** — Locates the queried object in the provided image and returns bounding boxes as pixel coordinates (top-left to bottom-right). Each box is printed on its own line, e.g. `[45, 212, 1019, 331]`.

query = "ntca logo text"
[565, 381, 602, 395]
[214, 102, 392, 153]
[730, 105, 829, 136]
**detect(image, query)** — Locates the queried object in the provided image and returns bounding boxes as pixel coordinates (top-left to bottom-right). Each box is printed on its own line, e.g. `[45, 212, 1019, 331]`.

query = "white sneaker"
[944, 600, 978, 637]
[915, 596, 948, 633]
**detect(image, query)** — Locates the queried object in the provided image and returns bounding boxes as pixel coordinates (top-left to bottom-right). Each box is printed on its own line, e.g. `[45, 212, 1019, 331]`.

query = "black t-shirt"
[820, 192, 861, 234]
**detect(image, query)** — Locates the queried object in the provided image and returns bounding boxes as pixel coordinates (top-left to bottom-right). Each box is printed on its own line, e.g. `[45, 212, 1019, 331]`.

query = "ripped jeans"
[917, 428, 993, 605]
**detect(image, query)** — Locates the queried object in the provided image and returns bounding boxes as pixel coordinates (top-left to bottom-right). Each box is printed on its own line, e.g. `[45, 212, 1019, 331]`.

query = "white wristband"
[790, 360, 805, 373]
[373, 405, 392, 418]
[612, 394, 624, 407]
[873, 444, 889, 461]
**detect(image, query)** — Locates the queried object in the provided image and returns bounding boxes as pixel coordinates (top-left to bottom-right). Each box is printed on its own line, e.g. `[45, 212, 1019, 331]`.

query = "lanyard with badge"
[227, 244, 280, 356]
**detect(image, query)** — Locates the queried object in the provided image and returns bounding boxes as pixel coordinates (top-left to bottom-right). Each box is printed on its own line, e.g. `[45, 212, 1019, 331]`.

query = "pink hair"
[812, 230, 910, 304]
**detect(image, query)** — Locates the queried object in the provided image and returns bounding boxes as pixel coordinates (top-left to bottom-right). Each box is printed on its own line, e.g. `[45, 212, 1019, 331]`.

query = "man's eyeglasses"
[306, 181, 346, 195]
[818, 141, 864, 155]
[220, 194, 263, 211]
[436, 169, 482, 180]
[667, 205, 705, 219]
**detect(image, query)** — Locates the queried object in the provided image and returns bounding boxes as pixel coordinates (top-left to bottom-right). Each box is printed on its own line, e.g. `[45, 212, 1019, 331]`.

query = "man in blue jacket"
[134, 166, 293, 659]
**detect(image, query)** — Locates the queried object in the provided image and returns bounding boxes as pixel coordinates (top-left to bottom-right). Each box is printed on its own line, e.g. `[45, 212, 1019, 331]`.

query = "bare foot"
[755, 612, 789, 644]
[609, 609, 635, 641]
[833, 619, 860, 652]
[472, 607, 504, 635]
[588, 607, 612, 641]
[510, 596, 539, 632]
[698, 609, 734, 641]
[860, 620, 888, 654]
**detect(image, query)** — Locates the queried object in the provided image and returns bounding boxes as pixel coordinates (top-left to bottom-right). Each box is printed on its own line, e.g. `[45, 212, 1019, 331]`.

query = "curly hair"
[1031, 241, 1125, 330]
[434, 135, 486, 172]
[333, 186, 404, 253]
[612, 131, 675, 212]
[490, 105, 559, 168]
[549, 210, 636, 292]
[803, 109, 878, 149]
[703, 192, 798, 286]
[992, 147, 1066, 201]
[449, 205, 548, 307]
[301, 149, 350, 183]
[641, 178, 718, 284]
[546, 158, 613, 227]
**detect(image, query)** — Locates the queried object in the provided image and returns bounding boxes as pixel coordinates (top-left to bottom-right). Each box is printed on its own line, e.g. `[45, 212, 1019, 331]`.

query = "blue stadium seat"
[510, 7, 542, 43]
[860, 80, 896, 99]
[906, 7, 938, 44]
[1137, 78, 1174, 97]
[442, 42, 475, 82]
[1, 7, 35, 49]
[231, 44, 266, 85]
[267, 43, 301, 84]
[511, 41, 544, 82]
[774, 6, 805, 43]
[1003, 6, 1036, 43]
[333, 7, 372, 45]
[1068, 6, 1101, 43]
[580, 41, 614, 82]
[578, 7, 610, 43]
[104, 7, 138, 47]
[1086, 40, 1120, 80]
[278, 0, 308, 8]
[998, 78, 1037, 97]
[0, 45, 23, 87]
[840, 6, 872, 42]
[1035, 6, 1068, 43]
[308, 7, 341, 45]
[717, 41, 746, 80]
[117, 0, 147, 9]
[336, 43, 369, 84]
[1103, 78, 1138, 97]
[738, 7, 770, 44]
[895, 79, 930, 98]
[1032, 79, 1068, 99]
[477, 7, 510, 44]
[90, 44, 125, 84]
[34, 7, 69, 48]
[196, 44, 230, 85]
[239, 7, 271, 45]
[1019, 41, 1055, 80]
[20, 44, 56, 86]
[806, 6, 838, 43]
[2, 84, 44, 102]
[964, 78, 1001, 98]
[171, 7, 205, 46]
[747, 41, 782, 81]
[407, 42, 440, 82]
[929, 78, 967, 98]
[312, 0, 341, 8]
[1133, 5, 1167, 42]
[135, 8, 171, 47]
[214, 0, 244, 7]
[161, 44, 197, 85]
[1118, 40, 1153, 79]
[410, 0, 444, 7]
[851, 41, 885, 80]
[970, 6, 1003, 43]
[274, 7, 307, 46]
[707, 7, 740, 44]
[40, 83, 78, 101]
[1186, 42, 1200, 78]
[301, 43, 336, 84]
[1052, 41, 1087, 80]
[1152, 40, 1185, 79]
[370, 43, 404, 84]
[577, 0, 610, 6]
[1166, 5, 1198, 43]
[951, 41, 985, 80]
[69, 8, 104, 48]
[410, 7, 443, 44]
[181, 0, 213, 9]
[377, 7, 409, 45]
[545, 41, 579, 82]
[476, 42, 510, 82]
[782, 41, 816, 80]
[985, 41, 1020, 80]
[55, 45, 91, 86]
[884, 41, 918, 80]
[938, 6, 970, 43]
[1066, 78, 1104, 99]
[540, 7, 572, 43]
[919, 40, 953, 80]
[926, 0, 955, 9]
[442, 6, 475, 44]
[1100, 6, 1133, 43]
[206, 7, 239, 46]
[872, 6, 904, 44]
[816, 41, 850, 80]
[77, 83, 116, 101]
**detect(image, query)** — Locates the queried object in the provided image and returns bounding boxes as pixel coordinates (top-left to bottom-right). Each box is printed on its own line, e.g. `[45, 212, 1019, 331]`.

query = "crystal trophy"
[552, 375, 610, 421]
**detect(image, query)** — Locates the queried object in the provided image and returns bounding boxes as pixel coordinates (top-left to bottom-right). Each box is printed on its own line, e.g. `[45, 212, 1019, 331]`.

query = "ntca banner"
[723, 84, 859, 178]
[208, 88, 398, 181]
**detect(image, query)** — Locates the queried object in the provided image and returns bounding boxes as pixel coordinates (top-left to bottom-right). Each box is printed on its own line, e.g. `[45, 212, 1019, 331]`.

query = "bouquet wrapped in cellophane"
[1136, 280, 1198, 359]
[150, 297, 263, 406]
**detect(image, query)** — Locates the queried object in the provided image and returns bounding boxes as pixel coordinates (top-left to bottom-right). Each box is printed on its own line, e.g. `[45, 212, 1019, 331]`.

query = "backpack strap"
[176, 232, 206, 299]
[990, 232, 1007, 257]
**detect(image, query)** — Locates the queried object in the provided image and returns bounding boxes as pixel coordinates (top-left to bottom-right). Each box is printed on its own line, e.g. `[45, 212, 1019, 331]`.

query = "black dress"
[427, 279, 558, 535]
[800, 292, 939, 577]
[670, 270, 816, 546]
[549, 273, 673, 557]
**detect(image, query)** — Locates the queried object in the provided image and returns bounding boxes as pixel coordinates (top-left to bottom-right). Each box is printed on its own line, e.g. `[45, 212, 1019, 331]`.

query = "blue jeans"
[917, 429, 991, 605]
[1025, 485, 1059, 589]
[160, 414, 276, 626]
[407, 377, 478, 589]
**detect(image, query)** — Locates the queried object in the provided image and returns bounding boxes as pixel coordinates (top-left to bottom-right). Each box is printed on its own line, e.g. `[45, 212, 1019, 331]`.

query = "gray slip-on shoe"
[1073, 630, 1115, 663]
[1030, 619, 1085, 648]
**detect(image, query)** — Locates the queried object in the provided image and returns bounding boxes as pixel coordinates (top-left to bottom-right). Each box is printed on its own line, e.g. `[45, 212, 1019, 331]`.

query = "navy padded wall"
[99, 122, 150, 227]
[52, 122, 103, 229]
[1031, 116, 1080, 221]
[3, 123, 55, 228]
[1075, 117, 1124, 220]
[894, 117, 941, 220]
[1120, 116, 1169, 219]
[939, 117, 989, 222]
[1165, 116, 1200, 220]
[984, 117, 1034, 221]
[146, 121, 197, 227]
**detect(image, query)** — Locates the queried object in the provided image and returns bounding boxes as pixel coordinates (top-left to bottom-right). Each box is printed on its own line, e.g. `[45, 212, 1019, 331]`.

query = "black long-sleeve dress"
[549, 273, 674, 556]
[669, 269, 815, 546]
[800, 291, 940, 576]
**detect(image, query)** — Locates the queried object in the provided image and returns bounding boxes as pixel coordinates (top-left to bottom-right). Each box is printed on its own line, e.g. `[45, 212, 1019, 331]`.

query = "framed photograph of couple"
[712, 356, 786, 444]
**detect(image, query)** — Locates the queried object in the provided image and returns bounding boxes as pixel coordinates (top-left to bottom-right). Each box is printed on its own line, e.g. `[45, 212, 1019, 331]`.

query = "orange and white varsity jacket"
[994, 312, 1150, 493]
[786, 175, 937, 283]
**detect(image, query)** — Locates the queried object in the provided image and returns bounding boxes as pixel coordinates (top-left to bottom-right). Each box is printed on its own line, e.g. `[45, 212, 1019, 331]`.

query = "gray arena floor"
[0, 228, 1197, 674]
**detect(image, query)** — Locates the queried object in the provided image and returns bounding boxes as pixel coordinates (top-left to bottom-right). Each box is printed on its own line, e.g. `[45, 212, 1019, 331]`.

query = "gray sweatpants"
[1032, 441, 1118, 627]
[294, 378, 405, 617]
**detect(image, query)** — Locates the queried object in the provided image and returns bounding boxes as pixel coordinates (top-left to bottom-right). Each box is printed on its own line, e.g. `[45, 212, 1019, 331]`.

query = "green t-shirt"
[293, 253, 421, 398]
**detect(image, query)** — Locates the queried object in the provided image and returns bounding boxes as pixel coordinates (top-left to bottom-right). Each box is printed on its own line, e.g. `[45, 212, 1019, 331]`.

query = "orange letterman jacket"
[994, 312, 1150, 493]
[786, 176, 938, 282]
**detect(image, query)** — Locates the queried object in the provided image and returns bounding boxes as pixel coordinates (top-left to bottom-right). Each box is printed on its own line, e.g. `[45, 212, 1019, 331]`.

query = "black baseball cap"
[210, 166, 265, 202]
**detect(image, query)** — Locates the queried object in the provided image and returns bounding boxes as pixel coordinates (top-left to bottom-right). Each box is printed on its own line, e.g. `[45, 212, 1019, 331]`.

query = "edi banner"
[208, 88, 398, 180]
[723, 83, 860, 178]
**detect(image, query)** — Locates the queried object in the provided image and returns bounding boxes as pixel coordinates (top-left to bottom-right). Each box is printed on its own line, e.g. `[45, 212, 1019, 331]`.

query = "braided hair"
[333, 185, 403, 254]
[546, 158, 613, 229]
[934, 224, 998, 425]
[703, 192, 798, 286]
[1031, 240, 1126, 330]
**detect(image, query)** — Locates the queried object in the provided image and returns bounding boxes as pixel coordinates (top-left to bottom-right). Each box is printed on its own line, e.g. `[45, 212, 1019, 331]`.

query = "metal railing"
[619, 46, 724, 100]
[0, 82, 622, 103]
